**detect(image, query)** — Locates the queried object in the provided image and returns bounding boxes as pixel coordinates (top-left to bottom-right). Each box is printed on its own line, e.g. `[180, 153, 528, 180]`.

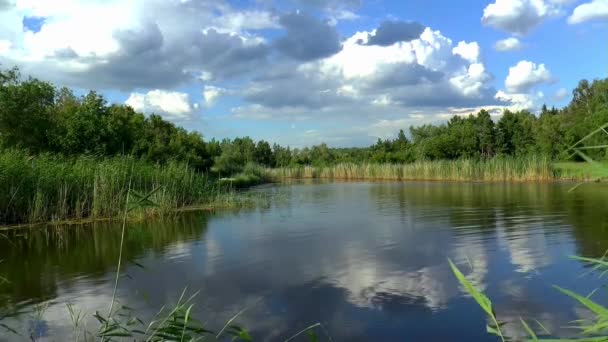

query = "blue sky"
[0, 0, 606, 147]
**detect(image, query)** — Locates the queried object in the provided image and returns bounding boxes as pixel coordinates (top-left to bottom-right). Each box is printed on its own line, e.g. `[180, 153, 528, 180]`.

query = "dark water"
[1, 181, 608, 341]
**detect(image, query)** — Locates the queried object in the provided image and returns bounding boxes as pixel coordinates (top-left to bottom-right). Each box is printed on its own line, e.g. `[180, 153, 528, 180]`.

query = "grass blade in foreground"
[448, 259, 505, 342]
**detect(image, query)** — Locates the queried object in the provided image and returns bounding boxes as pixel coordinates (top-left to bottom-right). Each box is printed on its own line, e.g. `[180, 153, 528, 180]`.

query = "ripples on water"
[1, 181, 608, 341]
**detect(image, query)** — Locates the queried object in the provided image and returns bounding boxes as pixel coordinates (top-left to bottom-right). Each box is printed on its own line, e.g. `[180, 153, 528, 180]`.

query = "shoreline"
[0, 194, 266, 231]
[1, 176, 602, 230]
[270, 175, 600, 183]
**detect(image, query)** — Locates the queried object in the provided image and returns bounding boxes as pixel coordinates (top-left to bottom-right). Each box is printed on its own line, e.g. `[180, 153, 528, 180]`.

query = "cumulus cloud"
[365, 63, 444, 89]
[494, 37, 522, 51]
[0, 0, 272, 90]
[495, 90, 545, 110]
[493, 60, 552, 111]
[505, 60, 552, 93]
[125, 90, 194, 120]
[449, 63, 491, 97]
[244, 64, 348, 109]
[568, 0, 608, 24]
[215, 10, 280, 32]
[237, 24, 499, 128]
[452, 41, 480, 63]
[275, 12, 342, 61]
[482, 0, 559, 35]
[362, 20, 425, 46]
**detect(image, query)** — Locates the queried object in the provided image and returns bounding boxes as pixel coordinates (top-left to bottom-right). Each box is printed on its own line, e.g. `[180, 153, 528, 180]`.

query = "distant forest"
[1, 67, 607, 175]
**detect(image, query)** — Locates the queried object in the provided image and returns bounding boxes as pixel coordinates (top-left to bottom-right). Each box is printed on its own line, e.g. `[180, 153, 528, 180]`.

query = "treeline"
[1, 67, 608, 175]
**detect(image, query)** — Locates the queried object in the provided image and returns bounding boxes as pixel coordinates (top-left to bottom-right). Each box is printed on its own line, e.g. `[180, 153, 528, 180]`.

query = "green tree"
[254, 140, 274, 166]
[496, 110, 537, 156]
[476, 110, 496, 158]
[272, 144, 292, 167]
[0, 76, 55, 152]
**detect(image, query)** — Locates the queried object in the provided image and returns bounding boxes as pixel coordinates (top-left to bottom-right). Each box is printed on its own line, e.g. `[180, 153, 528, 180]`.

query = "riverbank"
[266, 158, 607, 182]
[2, 150, 604, 227]
[0, 150, 264, 226]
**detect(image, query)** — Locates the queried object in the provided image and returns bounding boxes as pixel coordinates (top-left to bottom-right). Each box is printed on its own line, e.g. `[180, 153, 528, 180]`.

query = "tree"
[273, 144, 292, 167]
[255, 140, 274, 166]
[310, 143, 334, 166]
[0, 77, 55, 152]
[476, 110, 496, 158]
[496, 110, 537, 156]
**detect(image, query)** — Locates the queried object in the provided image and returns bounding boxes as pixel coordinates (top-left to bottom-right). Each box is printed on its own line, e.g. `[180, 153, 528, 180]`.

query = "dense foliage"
[1, 67, 608, 174]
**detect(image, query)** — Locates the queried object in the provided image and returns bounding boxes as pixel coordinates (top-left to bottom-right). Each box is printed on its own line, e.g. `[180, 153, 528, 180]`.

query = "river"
[1, 181, 607, 341]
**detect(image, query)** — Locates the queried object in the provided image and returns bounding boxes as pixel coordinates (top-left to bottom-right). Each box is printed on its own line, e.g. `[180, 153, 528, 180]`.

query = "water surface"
[1, 181, 608, 341]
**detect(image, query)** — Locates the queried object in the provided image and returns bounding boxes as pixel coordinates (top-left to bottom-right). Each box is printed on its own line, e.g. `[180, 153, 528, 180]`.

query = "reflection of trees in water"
[560, 186, 608, 258]
[0, 213, 210, 310]
[369, 182, 608, 259]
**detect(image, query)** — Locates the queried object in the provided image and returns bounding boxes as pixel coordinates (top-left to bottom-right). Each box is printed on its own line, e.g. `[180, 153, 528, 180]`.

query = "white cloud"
[495, 90, 545, 110]
[319, 27, 492, 99]
[327, 9, 360, 26]
[452, 41, 480, 63]
[495, 60, 551, 111]
[494, 37, 522, 51]
[568, 0, 608, 24]
[554, 87, 569, 100]
[505, 60, 552, 93]
[482, 0, 560, 35]
[214, 10, 279, 33]
[0, 39, 10, 55]
[0, 0, 273, 90]
[125, 90, 194, 120]
[449, 63, 491, 97]
[319, 31, 417, 79]
[203, 85, 227, 106]
[15, 0, 138, 59]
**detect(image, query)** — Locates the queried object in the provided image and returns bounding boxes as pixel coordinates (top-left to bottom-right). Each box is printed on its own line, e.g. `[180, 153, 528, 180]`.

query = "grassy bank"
[0, 150, 244, 226]
[219, 163, 273, 188]
[267, 155, 557, 182]
[553, 161, 608, 180]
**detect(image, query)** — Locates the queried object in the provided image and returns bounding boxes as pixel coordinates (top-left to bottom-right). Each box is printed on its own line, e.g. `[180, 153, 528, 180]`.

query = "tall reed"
[0, 150, 222, 225]
[267, 155, 555, 182]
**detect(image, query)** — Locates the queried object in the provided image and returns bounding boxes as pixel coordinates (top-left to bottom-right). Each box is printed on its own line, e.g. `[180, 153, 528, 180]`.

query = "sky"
[0, 0, 606, 147]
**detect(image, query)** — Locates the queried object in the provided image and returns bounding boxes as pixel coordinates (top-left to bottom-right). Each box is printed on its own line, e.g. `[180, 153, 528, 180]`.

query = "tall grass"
[220, 163, 273, 188]
[450, 255, 608, 341]
[0, 149, 226, 225]
[267, 155, 555, 182]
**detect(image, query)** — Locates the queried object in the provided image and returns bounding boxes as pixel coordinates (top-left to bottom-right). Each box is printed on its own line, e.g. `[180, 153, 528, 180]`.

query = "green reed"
[0, 149, 234, 226]
[267, 155, 555, 182]
[450, 255, 608, 341]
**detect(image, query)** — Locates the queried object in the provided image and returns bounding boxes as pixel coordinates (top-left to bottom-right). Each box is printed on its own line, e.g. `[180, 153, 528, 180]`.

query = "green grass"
[267, 155, 555, 182]
[0, 149, 244, 226]
[553, 161, 608, 181]
[450, 255, 608, 341]
[220, 163, 272, 188]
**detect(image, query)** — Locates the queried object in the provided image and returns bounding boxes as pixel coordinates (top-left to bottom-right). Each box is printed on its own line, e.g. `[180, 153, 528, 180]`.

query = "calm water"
[1, 181, 608, 341]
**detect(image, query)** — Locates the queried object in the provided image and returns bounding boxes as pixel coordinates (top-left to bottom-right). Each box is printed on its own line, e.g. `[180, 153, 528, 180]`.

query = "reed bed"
[0, 150, 225, 225]
[267, 155, 555, 182]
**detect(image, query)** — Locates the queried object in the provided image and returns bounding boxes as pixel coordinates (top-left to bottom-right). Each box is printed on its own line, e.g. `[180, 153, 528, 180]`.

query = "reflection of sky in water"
[1, 182, 608, 341]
